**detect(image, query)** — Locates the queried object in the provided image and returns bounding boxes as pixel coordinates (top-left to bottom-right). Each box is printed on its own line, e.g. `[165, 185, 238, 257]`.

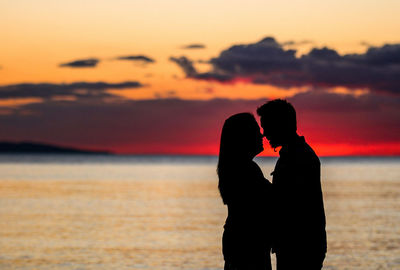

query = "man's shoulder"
[293, 137, 320, 166]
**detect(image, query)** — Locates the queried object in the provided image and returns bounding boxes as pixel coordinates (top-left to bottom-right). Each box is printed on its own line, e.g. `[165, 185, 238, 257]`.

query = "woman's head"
[218, 113, 263, 162]
[217, 113, 263, 204]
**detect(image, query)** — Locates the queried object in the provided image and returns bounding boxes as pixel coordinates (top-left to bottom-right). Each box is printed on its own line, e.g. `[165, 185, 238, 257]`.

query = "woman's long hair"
[217, 113, 258, 204]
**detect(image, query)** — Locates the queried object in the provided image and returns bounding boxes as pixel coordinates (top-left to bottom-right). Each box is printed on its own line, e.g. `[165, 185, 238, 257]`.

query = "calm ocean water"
[0, 155, 399, 270]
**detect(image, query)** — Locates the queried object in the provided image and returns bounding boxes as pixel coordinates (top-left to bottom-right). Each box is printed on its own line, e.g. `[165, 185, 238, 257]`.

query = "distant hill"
[0, 142, 111, 154]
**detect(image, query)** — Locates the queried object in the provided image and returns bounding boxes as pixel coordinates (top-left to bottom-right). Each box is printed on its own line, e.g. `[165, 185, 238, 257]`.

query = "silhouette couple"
[217, 99, 327, 270]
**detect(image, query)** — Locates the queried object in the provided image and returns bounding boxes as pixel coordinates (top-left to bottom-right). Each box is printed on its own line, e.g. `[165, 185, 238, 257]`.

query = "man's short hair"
[257, 99, 297, 132]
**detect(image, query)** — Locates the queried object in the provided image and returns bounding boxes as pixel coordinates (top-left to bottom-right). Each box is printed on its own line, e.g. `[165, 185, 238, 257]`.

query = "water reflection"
[0, 156, 399, 269]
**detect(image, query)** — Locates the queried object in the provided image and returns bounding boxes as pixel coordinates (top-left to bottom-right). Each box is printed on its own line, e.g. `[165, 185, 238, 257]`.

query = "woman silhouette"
[217, 113, 272, 270]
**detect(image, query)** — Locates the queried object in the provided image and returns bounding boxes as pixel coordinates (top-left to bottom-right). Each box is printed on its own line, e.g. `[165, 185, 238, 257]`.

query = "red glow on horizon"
[103, 142, 400, 156]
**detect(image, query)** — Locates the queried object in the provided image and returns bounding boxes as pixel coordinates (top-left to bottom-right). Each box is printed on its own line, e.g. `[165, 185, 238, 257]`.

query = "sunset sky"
[1, 0, 400, 155]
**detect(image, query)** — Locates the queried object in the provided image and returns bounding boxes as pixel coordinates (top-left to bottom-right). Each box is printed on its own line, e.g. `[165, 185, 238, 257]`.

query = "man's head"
[257, 99, 297, 148]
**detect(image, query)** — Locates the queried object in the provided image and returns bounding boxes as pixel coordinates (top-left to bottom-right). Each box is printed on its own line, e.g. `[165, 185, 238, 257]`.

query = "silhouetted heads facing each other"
[257, 99, 297, 148]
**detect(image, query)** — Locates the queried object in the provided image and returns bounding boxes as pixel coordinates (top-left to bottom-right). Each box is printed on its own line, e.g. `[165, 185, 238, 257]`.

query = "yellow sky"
[1, 0, 400, 100]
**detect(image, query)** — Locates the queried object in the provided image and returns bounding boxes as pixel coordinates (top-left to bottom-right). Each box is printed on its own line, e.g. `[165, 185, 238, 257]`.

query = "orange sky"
[1, 0, 400, 155]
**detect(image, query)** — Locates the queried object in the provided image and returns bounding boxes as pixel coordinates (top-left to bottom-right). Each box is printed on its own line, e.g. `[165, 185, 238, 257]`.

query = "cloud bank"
[0, 82, 143, 100]
[171, 37, 400, 94]
[1, 91, 399, 154]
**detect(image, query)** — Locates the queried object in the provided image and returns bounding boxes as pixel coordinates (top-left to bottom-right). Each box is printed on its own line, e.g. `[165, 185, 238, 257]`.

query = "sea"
[0, 155, 399, 270]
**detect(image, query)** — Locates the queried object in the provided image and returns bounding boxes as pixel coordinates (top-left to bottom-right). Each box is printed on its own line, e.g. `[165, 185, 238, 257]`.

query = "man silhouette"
[257, 99, 327, 270]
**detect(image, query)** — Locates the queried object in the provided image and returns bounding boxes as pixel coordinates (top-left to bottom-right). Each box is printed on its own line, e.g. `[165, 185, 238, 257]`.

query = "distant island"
[0, 142, 111, 154]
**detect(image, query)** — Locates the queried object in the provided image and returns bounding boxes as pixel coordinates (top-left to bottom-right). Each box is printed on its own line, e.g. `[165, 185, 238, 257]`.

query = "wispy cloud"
[59, 58, 100, 68]
[116, 55, 155, 63]
[169, 56, 232, 82]
[181, 44, 206, 49]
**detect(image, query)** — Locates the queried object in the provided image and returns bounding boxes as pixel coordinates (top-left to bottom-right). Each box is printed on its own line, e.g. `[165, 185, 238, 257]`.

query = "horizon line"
[1, 152, 399, 158]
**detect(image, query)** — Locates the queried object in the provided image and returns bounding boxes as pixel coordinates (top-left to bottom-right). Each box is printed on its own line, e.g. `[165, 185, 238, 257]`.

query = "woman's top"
[221, 160, 272, 243]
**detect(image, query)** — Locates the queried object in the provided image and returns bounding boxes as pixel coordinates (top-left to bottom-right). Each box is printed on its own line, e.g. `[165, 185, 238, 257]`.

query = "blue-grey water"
[0, 155, 399, 270]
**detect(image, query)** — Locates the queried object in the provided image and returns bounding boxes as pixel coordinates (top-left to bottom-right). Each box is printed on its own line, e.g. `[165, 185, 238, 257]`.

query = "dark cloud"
[169, 56, 198, 77]
[116, 55, 155, 63]
[174, 37, 400, 94]
[210, 37, 299, 82]
[0, 91, 399, 154]
[181, 44, 206, 49]
[59, 58, 99, 68]
[0, 81, 143, 100]
[169, 56, 232, 82]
